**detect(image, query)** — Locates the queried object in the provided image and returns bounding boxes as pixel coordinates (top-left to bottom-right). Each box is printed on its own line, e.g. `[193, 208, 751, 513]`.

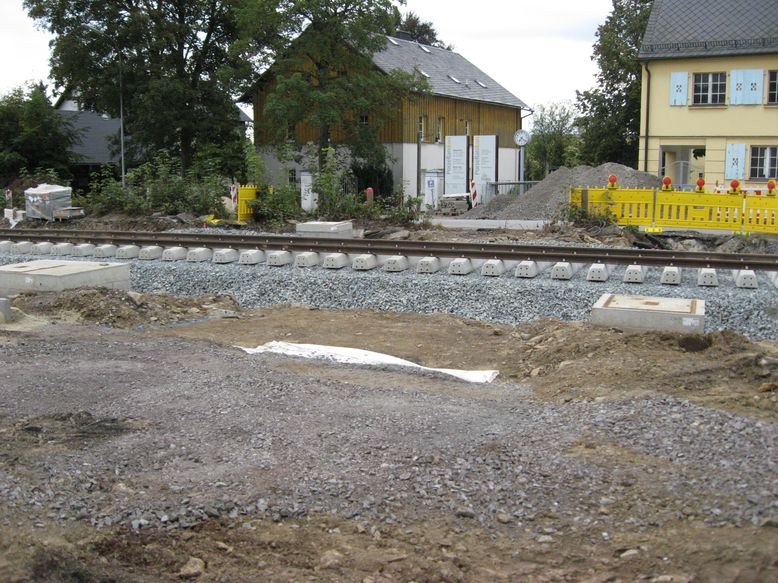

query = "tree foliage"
[395, 11, 450, 49]
[0, 84, 78, 185]
[576, 0, 653, 168]
[24, 0, 277, 176]
[258, 0, 424, 170]
[526, 102, 580, 180]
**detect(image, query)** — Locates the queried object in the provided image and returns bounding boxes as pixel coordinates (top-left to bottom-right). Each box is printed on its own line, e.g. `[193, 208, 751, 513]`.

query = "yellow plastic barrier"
[237, 184, 258, 222]
[570, 187, 778, 234]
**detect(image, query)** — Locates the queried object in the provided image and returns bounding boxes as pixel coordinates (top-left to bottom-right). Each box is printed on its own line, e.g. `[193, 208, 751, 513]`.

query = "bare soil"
[1, 290, 777, 581]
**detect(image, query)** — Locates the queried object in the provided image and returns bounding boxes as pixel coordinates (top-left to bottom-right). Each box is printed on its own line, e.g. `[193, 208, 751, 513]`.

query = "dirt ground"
[1, 289, 777, 581]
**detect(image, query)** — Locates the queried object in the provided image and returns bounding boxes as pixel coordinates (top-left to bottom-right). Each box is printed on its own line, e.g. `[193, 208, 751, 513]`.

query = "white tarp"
[238, 341, 499, 384]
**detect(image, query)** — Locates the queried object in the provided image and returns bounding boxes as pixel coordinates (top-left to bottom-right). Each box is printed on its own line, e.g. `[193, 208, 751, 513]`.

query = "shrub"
[248, 184, 302, 224]
[554, 202, 617, 229]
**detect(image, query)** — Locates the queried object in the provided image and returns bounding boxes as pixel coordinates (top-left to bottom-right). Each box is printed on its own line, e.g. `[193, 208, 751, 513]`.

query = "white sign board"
[444, 135, 469, 194]
[472, 135, 497, 205]
[300, 172, 317, 211]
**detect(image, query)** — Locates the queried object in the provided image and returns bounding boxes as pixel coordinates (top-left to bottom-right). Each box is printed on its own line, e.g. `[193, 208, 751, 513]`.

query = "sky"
[1, 0, 613, 114]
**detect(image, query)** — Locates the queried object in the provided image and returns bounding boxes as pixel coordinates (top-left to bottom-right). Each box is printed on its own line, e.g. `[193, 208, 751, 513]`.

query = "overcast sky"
[1, 0, 613, 113]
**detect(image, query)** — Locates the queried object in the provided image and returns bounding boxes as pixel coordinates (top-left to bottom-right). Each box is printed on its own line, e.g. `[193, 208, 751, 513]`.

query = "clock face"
[514, 129, 530, 146]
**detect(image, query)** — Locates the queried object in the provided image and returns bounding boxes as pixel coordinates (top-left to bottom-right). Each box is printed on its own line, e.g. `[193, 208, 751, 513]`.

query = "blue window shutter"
[743, 69, 763, 104]
[725, 144, 746, 179]
[730, 70, 744, 105]
[670, 72, 687, 106]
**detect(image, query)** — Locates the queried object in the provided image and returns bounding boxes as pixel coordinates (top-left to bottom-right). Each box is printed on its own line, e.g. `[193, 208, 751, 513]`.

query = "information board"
[472, 135, 498, 205]
[444, 135, 469, 194]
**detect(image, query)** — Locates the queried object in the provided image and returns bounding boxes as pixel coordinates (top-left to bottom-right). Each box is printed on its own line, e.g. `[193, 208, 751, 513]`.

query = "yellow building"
[638, 0, 778, 191]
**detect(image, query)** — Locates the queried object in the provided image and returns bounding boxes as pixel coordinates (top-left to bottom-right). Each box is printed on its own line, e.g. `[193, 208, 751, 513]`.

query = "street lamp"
[84, 25, 126, 188]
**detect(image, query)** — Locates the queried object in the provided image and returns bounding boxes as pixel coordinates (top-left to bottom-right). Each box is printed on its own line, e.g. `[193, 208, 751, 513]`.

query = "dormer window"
[388, 37, 400, 46]
[475, 80, 487, 88]
[448, 74, 461, 84]
[418, 44, 431, 53]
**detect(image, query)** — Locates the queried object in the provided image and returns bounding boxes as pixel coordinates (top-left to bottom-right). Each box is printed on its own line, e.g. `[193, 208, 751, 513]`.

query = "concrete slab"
[72, 243, 96, 257]
[51, 243, 74, 256]
[296, 221, 354, 238]
[139, 245, 164, 260]
[162, 246, 187, 261]
[0, 260, 131, 295]
[697, 268, 719, 287]
[591, 293, 705, 334]
[266, 250, 292, 266]
[660, 266, 682, 285]
[212, 248, 239, 264]
[550, 262, 583, 280]
[12, 241, 33, 255]
[0, 241, 13, 253]
[623, 265, 647, 284]
[481, 259, 506, 277]
[416, 257, 441, 274]
[294, 252, 320, 268]
[587, 263, 611, 282]
[352, 254, 378, 271]
[94, 244, 118, 258]
[116, 245, 140, 259]
[187, 247, 213, 262]
[238, 249, 265, 265]
[322, 253, 349, 269]
[732, 269, 758, 289]
[448, 258, 473, 275]
[32, 242, 53, 255]
[384, 256, 409, 272]
[0, 298, 12, 323]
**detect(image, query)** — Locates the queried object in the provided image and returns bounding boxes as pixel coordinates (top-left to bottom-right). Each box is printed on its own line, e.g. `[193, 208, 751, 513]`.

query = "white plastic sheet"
[238, 341, 499, 384]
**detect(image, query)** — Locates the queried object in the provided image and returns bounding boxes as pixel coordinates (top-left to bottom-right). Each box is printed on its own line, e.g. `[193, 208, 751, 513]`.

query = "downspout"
[643, 61, 651, 173]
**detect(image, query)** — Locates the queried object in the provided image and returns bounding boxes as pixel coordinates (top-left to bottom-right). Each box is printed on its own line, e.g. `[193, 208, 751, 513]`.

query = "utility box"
[24, 184, 73, 221]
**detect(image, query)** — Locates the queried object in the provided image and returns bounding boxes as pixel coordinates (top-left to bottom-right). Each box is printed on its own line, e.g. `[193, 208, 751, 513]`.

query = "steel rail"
[2, 229, 777, 271]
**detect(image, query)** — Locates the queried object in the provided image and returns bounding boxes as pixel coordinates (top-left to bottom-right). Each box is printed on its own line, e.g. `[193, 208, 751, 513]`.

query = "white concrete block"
[660, 266, 682, 285]
[94, 244, 117, 258]
[515, 260, 549, 278]
[550, 262, 583, 280]
[11, 241, 33, 254]
[139, 245, 164, 260]
[32, 242, 53, 255]
[266, 250, 292, 266]
[623, 265, 647, 283]
[238, 249, 265, 265]
[187, 247, 213, 262]
[697, 268, 719, 287]
[51, 242, 74, 256]
[481, 259, 506, 277]
[294, 251, 320, 268]
[587, 263, 611, 282]
[0, 241, 13, 253]
[296, 221, 353, 238]
[116, 245, 139, 259]
[322, 253, 349, 269]
[416, 257, 441, 274]
[0, 297, 12, 324]
[384, 255, 409, 272]
[212, 248, 239, 264]
[591, 293, 705, 334]
[161, 246, 187, 261]
[352, 254, 378, 271]
[0, 260, 131, 295]
[732, 269, 758, 289]
[72, 243, 96, 257]
[769, 271, 778, 287]
[448, 258, 474, 275]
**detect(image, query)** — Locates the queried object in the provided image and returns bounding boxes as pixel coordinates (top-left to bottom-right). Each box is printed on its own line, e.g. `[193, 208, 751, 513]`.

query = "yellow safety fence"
[570, 187, 778, 234]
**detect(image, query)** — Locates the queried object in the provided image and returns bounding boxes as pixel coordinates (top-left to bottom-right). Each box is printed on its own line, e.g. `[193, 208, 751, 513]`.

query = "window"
[418, 115, 427, 141]
[475, 80, 487, 88]
[769, 71, 778, 104]
[435, 117, 445, 143]
[286, 121, 296, 141]
[288, 169, 297, 185]
[359, 114, 369, 125]
[464, 120, 471, 136]
[750, 146, 778, 179]
[448, 74, 461, 84]
[693, 72, 726, 104]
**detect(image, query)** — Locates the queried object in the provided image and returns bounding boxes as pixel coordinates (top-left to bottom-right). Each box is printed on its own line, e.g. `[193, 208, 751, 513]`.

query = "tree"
[24, 0, 279, 176]
[526, 102, 580, 180]
[396, 11, 451, 49]
[575, 0, 653, 167]
[259, 0, 423, 170]
[0, 84, 78, 185]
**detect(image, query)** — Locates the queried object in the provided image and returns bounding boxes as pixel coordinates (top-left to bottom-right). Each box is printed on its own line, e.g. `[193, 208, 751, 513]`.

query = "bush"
[554, 202, 617, 229]
[248, 184, 303, 224]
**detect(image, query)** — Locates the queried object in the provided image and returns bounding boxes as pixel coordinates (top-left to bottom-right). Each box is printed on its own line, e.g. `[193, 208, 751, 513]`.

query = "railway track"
[1, 228, 777, 271]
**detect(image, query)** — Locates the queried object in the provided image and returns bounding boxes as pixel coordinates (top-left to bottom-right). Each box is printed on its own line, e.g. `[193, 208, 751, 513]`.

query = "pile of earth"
[10, 289, 241, 328]
[463, 163, 663, 220]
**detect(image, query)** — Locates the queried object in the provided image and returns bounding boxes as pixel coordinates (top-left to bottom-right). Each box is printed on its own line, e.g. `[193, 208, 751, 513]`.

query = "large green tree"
[526, 102, 580, 180]
[259, 0, 423, 169]
[576, 0, 653, 168]
[0, 84, 78, 185]
[24, 0, 280, 176]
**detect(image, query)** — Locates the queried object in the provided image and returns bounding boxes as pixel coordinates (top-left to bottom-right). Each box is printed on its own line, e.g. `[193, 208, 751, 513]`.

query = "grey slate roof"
[373, 36, 529, 110]
[639, 0, 778, 60]
[56, 110, 121, 165]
